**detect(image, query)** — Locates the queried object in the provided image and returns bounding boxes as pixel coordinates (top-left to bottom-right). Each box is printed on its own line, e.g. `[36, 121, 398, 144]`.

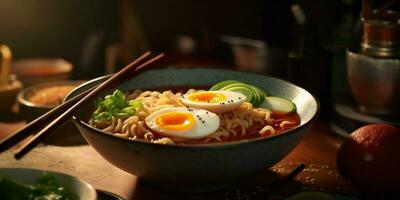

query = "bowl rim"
[70, 68, 320, 149]
[11, 58, 73, 77]
[0, 167, 97, 199]
[17, 80, 85, 109]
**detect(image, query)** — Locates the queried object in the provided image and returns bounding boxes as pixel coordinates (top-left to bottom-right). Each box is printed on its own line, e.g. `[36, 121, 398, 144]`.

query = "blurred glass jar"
[0, 44, 22, 113]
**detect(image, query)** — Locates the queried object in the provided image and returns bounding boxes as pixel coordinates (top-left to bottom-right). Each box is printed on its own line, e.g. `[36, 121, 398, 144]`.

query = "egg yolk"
[155, 112, 195, 131]
[188, 92, 227, 103]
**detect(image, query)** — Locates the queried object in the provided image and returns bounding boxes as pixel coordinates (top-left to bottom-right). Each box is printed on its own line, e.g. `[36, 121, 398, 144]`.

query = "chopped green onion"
[109, 105, 121, 116]
[128, 100, 142, 109]
[95, 112, 112, 122]
[113, 90, 125, 101]
[122, 107, 136, 115]
[92, 89, 141, 123]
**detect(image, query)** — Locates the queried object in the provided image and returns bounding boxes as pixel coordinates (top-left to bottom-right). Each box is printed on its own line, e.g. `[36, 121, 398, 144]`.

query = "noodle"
[90, 89, 296, 144]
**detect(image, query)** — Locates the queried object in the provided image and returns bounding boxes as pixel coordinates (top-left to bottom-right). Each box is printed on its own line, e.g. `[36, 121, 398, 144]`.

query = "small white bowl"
[0, 167, 97, 200]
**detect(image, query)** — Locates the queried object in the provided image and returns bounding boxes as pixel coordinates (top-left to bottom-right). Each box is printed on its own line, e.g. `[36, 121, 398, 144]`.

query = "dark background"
[0, 0, 359, 70]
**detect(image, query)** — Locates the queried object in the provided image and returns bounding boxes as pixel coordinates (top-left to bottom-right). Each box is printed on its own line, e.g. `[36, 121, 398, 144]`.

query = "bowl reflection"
[67, 68, 319, 192]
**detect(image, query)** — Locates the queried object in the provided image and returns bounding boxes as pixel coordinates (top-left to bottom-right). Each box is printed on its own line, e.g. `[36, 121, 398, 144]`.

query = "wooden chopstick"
[0, 52, 153, 154]
[270, 163, 305, 191]
[0, 86, 95, 153]
[12, 52, 164, 159]
[254, 163, 305, 200]
[0, 53, 153, 153]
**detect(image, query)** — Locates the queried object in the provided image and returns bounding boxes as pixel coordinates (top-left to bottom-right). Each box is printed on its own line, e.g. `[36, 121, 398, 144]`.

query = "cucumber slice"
[260, 96, 296, 114]
[209, 80, 242, 91]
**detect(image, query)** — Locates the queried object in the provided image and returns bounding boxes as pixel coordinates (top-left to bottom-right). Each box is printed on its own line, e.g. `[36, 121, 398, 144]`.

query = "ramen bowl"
[67, 68, 318, 191]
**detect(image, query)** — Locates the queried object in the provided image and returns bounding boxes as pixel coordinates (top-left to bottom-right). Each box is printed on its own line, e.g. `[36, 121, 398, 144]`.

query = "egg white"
[145, 107, 220, 139]
[180, 91, 246, 113]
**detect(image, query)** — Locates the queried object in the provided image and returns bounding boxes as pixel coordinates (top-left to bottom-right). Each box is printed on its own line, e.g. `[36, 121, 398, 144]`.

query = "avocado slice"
[210, 80, 270, 107]
[250, 85, 267, 107]
[209, 80, 243, 91]
[224, 86, 253, 102]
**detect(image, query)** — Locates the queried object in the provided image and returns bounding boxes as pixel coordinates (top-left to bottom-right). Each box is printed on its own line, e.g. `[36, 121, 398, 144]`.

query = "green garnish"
[0, 172, 78, 200]
[93, 89, 142, 123]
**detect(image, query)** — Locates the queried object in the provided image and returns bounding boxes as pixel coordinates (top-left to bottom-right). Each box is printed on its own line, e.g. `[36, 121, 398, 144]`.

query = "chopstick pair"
[0, 51, 164, 159]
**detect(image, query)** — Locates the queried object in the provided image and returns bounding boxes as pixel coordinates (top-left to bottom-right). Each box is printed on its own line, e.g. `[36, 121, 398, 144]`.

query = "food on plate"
[337, 124, 400, 195]
[27, 85, 77, 106]
[0, 172, 78, 200]
[89, 80, 299, 145]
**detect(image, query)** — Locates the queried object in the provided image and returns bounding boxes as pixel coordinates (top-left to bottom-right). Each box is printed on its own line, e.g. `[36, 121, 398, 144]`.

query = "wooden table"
[0, 118, 357, 199]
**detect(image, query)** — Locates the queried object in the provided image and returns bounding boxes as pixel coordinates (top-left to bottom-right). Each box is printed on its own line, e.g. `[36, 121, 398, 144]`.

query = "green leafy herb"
[92, 89, 142, 123]
[0, 172, 78, 200]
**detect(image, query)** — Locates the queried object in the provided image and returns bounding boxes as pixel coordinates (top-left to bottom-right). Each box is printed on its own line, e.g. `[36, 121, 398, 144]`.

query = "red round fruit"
[337, 124, 400, 195]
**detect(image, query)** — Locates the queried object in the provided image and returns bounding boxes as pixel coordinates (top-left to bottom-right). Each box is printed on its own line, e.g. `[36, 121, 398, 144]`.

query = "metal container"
[347, 0, 400, 115]
[347, 49, 400, 115]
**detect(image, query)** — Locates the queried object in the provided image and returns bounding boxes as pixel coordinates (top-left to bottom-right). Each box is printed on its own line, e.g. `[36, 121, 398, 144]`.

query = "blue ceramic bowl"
[66, 68, 318, 191]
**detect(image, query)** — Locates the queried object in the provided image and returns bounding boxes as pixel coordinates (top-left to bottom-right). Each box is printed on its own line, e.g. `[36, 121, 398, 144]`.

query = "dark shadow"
[128, 169, 303, 200]
[41, 121, 87, 146]
[0, 111, 24, 122]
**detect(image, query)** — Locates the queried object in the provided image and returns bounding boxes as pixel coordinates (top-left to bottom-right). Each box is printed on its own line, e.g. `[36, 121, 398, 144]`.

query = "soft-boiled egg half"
[180, 91, 246, 113]
[145, 107, 220, 139]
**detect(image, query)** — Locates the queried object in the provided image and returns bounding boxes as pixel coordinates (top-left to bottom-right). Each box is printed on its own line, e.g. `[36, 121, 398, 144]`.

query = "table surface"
[0, 117, 359, 199]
